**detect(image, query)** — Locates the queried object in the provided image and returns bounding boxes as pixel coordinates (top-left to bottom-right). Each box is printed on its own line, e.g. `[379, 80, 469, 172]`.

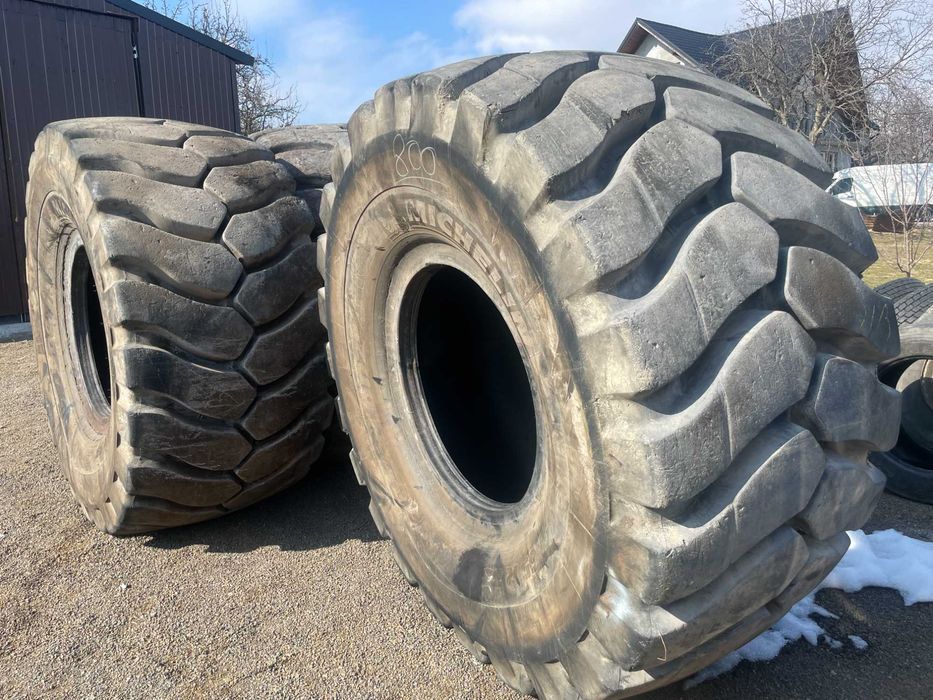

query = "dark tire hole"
[71, 245, 112, 413]
[413, 267, 537, 504]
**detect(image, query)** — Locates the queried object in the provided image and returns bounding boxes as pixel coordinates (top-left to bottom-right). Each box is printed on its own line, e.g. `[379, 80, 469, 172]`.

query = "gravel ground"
[1, 338, 931, 700]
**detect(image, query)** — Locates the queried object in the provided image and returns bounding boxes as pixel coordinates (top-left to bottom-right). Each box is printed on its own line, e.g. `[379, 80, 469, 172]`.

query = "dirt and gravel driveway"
[1, 338, 932, 699]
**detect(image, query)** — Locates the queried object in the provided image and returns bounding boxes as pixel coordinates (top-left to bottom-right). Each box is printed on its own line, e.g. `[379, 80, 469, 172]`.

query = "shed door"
[0, 0, 139, 317]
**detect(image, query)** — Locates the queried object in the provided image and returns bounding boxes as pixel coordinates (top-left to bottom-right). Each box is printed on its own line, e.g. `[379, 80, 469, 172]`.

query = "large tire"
[871, 283, 933, 503]
[26, 117, 333, 535]
[317, 53, 903, 697]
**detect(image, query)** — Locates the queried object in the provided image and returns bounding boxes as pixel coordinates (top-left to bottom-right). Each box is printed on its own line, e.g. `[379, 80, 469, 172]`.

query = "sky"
[234, 0, 744, 124]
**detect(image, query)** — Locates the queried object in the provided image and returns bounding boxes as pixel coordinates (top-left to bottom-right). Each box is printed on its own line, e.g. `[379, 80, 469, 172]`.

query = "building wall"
[107, 1, 240, 132]
[0, 0, 243, 317]
[634, 36, 683, 65]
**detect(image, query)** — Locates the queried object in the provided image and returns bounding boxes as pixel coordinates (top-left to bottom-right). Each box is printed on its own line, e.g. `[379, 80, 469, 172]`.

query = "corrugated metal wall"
[124, 7, 240, 132]
[0, 0, 243, 317]
[0, 0, 140, 316]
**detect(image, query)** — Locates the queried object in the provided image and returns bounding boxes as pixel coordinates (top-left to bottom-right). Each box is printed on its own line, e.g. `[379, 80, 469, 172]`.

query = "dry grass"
[861, 230, 933, 288]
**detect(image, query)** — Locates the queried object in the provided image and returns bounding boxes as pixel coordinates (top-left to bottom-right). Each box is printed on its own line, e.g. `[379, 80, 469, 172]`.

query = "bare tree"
[716, 0, 933, 152]
[855, 89, 933, 277]
[145, 0, 302, 134]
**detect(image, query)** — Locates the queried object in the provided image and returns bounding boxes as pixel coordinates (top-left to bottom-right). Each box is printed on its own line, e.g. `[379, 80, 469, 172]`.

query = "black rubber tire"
[317, 53, 901, 697]
[871, 283, 933, 503]
[875, 276, 924, 302]
[26, 117, 333, 535]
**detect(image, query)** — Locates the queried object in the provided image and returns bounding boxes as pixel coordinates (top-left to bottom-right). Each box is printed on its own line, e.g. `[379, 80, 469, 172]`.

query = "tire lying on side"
[26, 117, 333, 535]
[871, 283, 933, 503]
[317, 53, 902, 697]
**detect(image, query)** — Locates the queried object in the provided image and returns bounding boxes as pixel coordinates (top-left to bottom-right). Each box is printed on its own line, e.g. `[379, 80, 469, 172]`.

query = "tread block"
[203, 160, 294, 213]
[53, 120, 187, 147]
[236, 411, 328, 482]
[234, 240, 318, 326]
[251, 123, 347, 153]
[83, 171, 225, 241]
[604, 311, 816, 508]
[574, 203, 778, 395]
[183, 134, 271, 167]
[108, 280, 253, 361]
[240, 355, 332, 440]
[598, 53, 772, 117]
[319, 183, 337, 233]
[591, 527, 807, 672]
[295, 188, 324, 234]
[374, 79, 414, 135]
[127, 406, 252, 471]
[118, 344, 256, 421]
[276, 148, 333, 187]
[224, 445, 319, 510]
[791, 354, 901, 450]
[453, 51, 598, 158]
[124, 457, 242, 507]
[793, 454, 886, 540]
[495, 68, 655, 211]
[542, 119, 721, 298]
[769, 247, 899, 362]
[347, 100, 379, 155]
[489, 653, 536, 696]
[316, 233, 328, 277]
[241, 298, 325, 385]
[115, 497, 224, 534]
[222, 195, 316, 267]
[71, 138, 208, 186]
[99, 215, 242, 300]
[611, 421, 824, 606]
[730, 152, 877, 273]
[330, 135, 352, 186]
[664, 87, 828, 183]
[410, 54, 521, 137]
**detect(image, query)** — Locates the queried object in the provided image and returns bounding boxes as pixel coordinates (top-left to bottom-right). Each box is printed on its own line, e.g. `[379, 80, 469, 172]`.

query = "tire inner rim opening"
[399, 264, 538, 506]
[69, 242, 112, 417]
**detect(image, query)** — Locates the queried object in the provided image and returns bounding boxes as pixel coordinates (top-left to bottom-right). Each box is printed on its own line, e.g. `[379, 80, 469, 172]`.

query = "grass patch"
[862, 230, 933, 288]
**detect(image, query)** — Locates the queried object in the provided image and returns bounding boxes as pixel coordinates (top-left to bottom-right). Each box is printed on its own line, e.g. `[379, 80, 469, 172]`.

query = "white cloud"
[455, 0, 743, 54]
[236, 0, 745, 124]
[241, 4, 470, 124]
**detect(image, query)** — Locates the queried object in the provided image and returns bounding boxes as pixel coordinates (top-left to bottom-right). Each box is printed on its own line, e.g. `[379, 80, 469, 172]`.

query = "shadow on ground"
[144, 432, 381, 554]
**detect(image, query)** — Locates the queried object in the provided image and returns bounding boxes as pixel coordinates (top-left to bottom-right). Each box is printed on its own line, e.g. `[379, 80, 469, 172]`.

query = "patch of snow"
[822, 529, 933, 606]
[686, 529, 933, 687]
[848, 635, 868, 650]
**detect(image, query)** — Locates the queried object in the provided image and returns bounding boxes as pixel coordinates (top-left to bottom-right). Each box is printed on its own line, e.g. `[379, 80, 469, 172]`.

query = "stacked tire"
[316, 52, 901, 697]
[872, 281, 933, 503]
[26, 118, 335, 534]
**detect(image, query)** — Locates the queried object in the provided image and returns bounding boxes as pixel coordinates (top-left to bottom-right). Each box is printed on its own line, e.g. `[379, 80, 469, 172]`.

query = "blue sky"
[235, 0, 743, 123]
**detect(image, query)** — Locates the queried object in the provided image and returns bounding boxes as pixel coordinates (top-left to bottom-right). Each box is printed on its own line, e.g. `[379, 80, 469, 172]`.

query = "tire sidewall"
[327, 132, 608, 662]
[27, 134, 121, 522]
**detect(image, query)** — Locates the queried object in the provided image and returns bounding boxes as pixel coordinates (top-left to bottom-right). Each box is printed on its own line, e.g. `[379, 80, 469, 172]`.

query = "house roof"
[618, 18, 723, 69]
[108, 0, 254, 65]
[618, 10, 848, 73]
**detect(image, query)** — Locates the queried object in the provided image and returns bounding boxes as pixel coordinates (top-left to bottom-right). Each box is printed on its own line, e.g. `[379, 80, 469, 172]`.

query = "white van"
[828, 163, 933, 219]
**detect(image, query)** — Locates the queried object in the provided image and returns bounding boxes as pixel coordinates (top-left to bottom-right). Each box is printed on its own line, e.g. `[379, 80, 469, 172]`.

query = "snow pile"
[822, 529, 933, 605]
[686, 529, 933, 687]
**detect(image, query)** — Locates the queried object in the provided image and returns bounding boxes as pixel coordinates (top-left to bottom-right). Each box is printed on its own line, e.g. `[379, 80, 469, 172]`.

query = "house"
[618, 13, 862, 172]
[0, 0, 253, 320]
